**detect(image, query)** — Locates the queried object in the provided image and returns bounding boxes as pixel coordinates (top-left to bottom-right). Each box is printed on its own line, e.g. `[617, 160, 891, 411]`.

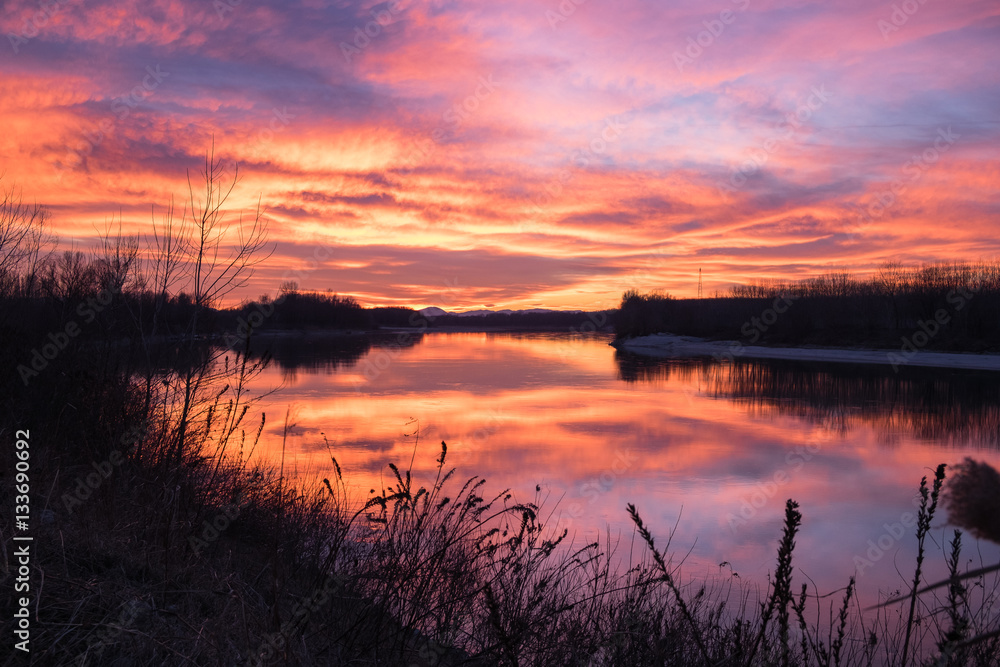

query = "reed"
[4, 175, 1000, 665]
[9, 378, 1000, 666]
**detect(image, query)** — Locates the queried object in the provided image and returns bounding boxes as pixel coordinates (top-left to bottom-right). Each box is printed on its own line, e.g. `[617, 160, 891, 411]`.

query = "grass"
[3, 170, 999, 665]
[2, 311, 999, 666]
[7, 360, 1000, 666]
[3, 332, 999, 665]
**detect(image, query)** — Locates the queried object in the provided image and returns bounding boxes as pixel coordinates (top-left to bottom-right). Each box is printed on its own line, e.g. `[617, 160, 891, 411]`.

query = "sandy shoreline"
[612, 333, 1000, 371]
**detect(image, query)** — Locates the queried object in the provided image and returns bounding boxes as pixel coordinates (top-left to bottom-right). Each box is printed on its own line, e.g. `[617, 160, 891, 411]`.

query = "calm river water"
[240, 330, 1000, 610]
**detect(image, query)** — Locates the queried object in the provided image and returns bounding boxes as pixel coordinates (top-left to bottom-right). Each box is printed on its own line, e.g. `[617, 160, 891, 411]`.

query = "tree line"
[3, 158, 997, 664]
[616, 261, 1000, 350]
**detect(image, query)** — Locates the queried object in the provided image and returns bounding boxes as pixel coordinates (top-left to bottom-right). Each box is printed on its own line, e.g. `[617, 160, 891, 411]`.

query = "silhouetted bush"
[5, 176, 998, 666]
[233, 286, 372, 331]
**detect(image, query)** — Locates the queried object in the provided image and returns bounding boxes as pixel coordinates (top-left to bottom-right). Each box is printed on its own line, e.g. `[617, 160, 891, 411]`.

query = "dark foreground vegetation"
[616, 261, 1000, 351]
[3, 164, 999, 666]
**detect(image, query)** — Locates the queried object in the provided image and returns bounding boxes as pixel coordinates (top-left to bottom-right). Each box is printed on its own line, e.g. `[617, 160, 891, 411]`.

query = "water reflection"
[237, 331, 1000, 611]
[615, 351, 1000, 448]
[248, 331, 423, 383]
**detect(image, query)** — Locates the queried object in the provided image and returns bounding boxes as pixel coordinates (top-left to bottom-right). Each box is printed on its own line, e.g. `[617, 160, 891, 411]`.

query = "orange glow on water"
[239, 332, 1000, 605]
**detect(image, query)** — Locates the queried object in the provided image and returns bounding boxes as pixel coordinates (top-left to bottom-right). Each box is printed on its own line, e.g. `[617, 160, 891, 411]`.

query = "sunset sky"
[2, 0, 998, 310]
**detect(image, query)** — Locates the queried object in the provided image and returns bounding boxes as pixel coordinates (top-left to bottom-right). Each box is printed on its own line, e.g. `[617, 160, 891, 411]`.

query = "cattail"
[944, 458, 1000, 545]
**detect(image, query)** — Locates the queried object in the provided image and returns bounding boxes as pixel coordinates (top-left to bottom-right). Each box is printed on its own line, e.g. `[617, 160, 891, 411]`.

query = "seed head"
[944, 458, 1000, 545]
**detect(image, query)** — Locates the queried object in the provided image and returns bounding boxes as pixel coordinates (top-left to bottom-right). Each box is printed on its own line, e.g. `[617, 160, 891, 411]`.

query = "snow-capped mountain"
[417, 307, 583, 317]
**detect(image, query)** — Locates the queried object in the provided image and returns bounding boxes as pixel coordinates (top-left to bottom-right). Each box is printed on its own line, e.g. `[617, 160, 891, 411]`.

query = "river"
[238, 329, 1000, 611]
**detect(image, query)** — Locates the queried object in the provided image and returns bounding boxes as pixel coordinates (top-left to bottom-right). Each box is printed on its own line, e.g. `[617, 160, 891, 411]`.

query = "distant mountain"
[418, 307, 584, 317]
[454, 309, 512, 317]
[520, 308, 582, 314]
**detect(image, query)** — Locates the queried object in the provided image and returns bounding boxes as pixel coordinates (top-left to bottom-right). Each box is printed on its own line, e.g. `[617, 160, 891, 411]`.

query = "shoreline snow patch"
[612, 333, 1000, 372]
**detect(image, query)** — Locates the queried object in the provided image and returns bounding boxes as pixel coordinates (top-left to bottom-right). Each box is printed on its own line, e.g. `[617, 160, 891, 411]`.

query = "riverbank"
[613, 333, 1000, 371]
[7, 322, 1000, 665]
[614, 263, 1000, 353]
